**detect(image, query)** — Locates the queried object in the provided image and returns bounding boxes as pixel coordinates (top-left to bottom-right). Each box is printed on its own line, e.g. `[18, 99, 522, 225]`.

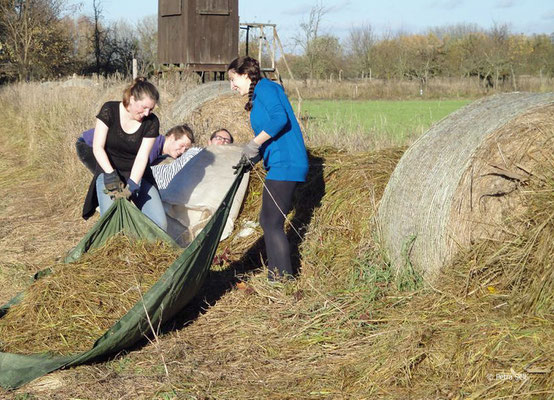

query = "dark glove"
[127, 178, 140, 197]
[233, 155, 251, 175]
[242, 139, 261, 162]
[103, 171, 122, 192]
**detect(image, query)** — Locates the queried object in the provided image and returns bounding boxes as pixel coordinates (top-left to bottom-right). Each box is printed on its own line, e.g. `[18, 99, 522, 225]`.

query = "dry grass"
[285, 75, 554, 101]
[0, 235, 180, 355]
[7, 148, 550, 399]
[187, 93, 252, 145]
[0, 78, 552, 399]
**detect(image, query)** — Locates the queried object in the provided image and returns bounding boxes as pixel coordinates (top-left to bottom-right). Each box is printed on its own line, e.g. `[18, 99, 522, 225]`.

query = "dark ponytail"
[227, 56, 261, 111]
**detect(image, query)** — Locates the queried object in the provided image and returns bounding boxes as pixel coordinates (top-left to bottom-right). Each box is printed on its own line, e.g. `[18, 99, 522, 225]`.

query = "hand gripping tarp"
[0, 166, 247, 390]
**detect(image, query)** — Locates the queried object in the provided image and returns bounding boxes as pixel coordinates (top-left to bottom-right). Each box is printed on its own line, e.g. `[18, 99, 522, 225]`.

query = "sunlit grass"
[298, 99, 471, 150]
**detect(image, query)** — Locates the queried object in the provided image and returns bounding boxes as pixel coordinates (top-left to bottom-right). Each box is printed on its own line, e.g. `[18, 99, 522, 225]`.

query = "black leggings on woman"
[259, 179, 297, 279]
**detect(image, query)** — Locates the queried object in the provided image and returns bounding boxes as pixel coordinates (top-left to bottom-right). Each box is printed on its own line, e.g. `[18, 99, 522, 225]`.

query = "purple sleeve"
[149, 135, 165, 164]
[81, 128, 95, 146]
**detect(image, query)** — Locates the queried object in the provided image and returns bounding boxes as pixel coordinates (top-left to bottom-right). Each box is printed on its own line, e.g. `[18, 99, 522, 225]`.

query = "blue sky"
[68, 0, 553, 49]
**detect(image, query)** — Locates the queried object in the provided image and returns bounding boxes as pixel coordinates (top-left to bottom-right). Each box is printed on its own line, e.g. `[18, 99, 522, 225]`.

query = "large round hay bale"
[377, 92, 554, 279]
[171, 81, 231, 121]
[187, 94, 252, 145]
[171, 81, 252, 144]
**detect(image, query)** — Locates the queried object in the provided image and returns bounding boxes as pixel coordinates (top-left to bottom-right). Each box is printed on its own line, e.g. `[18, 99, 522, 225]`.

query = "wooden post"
[274, 30, 304, 123]
[132, 58, 138, 79]
[258, 24, 264, 63]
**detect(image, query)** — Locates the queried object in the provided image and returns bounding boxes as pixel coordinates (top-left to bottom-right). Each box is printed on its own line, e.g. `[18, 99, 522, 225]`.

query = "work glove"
[126, 178, 140, 198]
[103, 171, 122, 192]
[242, 139, 261, 163]
[232, 155, 251, 175]
[113, 178, 140, 201]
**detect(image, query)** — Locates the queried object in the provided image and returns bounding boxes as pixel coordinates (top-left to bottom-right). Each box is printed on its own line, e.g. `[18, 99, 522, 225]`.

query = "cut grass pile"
[0, 146, 551, 399]
[153, 152, 552, 399]
[0, 235, 180, 355]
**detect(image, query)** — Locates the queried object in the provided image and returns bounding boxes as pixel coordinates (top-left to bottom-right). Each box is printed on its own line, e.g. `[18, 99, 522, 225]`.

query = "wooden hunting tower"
[158, 0, 239, 75]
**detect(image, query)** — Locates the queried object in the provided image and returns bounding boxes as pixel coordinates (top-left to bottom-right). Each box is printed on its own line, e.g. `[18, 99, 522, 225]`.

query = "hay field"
[0, 78, 552, 399]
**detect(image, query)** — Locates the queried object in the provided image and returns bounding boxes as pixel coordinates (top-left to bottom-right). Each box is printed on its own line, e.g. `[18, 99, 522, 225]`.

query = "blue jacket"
[250, 78, 308, 182]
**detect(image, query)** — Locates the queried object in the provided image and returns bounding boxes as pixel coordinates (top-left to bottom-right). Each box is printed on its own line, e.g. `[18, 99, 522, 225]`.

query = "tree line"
[1, 0, 553, 88]
[0, 0, 156, 82]
[283, 4, 554, 89]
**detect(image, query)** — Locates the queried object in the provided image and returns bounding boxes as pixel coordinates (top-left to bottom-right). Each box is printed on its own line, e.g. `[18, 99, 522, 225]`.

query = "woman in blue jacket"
[227, 56, 309, 281]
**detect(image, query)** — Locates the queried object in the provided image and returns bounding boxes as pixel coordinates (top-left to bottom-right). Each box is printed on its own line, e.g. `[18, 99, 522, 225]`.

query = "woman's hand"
[242, 139, 261, 161]
[103, 171, 122, 192]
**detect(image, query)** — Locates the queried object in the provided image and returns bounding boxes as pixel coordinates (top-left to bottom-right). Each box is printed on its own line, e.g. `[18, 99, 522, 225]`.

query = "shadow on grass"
[165, 150, 326, 332]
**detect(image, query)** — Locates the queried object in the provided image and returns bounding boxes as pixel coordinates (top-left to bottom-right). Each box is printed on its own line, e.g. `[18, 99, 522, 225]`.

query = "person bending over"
[152, 128, 234, 190]
[82, 77, 168, 231]
[76, 124, 194, 173]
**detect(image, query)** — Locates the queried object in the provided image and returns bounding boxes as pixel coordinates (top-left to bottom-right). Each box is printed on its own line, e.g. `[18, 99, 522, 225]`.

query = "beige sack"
[160, 145, 249, 247]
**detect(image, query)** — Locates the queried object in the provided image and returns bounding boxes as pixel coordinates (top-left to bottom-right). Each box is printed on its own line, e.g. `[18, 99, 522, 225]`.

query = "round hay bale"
[171, 81, 231, 122]
[187, 94, 252, 145]
[171, 81, 252, 145]
[377, 92, 554, 280]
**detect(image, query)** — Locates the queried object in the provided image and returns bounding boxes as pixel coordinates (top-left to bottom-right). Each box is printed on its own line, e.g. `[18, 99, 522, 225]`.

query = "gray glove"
[242, 139, 261, 163]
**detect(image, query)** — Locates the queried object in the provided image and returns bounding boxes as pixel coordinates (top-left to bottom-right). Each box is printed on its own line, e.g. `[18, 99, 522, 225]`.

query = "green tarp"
[0, 167, 246, 390]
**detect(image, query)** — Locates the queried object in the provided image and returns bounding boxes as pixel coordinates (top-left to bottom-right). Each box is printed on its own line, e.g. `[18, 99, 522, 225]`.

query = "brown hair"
[209, 128, 234, 143]
[166, 124, 195, 143]
[227, 56, 262, 111]
[122, 77, 160, 108]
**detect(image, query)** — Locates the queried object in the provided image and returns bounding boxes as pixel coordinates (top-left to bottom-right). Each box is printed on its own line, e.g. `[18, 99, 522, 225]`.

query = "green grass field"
[297, 99, 471, 147]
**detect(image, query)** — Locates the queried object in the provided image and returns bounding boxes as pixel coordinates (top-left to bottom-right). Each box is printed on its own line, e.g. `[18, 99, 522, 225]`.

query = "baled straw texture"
[187, 93, 252, 145]
[449, 162, 554, 317]
[170, 80, 252, 145]
[378, 92, 554, 279]
[0, 235, 180, 355]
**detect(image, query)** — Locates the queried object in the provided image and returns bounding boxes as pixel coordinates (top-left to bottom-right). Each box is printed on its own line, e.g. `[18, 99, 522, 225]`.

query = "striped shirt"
[152, 147, 204, 190]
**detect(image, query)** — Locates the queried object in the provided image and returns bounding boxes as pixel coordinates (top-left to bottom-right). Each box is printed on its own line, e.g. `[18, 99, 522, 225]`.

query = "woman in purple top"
[82, 77, 168, 231]
[76, 124, 194, 173]
[228, 56, 309, 281]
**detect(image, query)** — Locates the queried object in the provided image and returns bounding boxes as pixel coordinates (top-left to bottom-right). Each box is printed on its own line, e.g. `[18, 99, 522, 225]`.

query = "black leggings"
[259, 179, 297, 278]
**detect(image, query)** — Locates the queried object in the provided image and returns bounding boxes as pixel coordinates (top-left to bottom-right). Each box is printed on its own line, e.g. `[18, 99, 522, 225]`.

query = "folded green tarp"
[0, 167, 246, 390]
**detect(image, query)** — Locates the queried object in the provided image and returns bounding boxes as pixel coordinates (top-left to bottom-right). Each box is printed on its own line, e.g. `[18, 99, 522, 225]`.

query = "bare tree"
[92, 0, 103, 73]
[135, 15, 157, 75]
[293, 1, 329, 80]
[347, 23, 375, 78]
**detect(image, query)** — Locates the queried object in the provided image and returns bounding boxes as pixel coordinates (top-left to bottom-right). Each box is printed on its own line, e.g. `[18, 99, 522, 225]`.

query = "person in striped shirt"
[152, 128, 234, 190]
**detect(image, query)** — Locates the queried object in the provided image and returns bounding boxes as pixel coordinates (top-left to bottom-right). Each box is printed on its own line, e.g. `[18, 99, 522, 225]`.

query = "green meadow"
[297, 99, 471, 148]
